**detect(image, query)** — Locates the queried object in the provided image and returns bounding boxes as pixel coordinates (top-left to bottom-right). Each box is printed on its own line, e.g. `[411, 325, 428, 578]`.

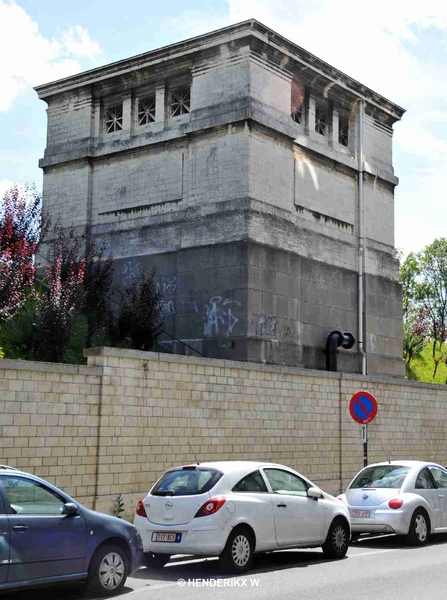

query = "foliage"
[33, 243, 85, 363]
[0, 185, 41, 327]
[400, 239, 447, 379]
[418, 239, 447, 355]
[0, 292, 39, 360]
[406, 342, 447, 384]
[82, 237, 114, 348]
[111, 269, 164, 351]
[113, 494, 124, 519]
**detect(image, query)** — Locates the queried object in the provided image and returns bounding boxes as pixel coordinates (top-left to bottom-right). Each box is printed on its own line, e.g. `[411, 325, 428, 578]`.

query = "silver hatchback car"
[338, 461, 447, 545]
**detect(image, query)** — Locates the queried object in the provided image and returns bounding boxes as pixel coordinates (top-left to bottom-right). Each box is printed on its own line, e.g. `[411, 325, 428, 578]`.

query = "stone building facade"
[35, 20, 405, 377]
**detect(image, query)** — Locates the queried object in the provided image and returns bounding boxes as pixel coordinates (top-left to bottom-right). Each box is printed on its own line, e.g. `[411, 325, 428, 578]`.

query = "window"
[429, 467, 447, 488]
[0, 476, 65, 515]
[350, 466, 410, 489]
[415, 468, 436, 490]
[339, 115, 349, 147]
[264, 468, 308, 497]
[233, 471, 268, 493]
[315, 106, 327, 136]
[170, 87, 191, 117]
[151, 467, 222, 496]
[138, 96, 156, 125]
[105, 105, 123, 133]
[291, 80, 304, 125]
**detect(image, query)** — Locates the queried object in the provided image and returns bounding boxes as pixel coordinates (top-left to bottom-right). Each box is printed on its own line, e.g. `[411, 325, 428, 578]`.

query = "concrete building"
[35, 20, 405, 377]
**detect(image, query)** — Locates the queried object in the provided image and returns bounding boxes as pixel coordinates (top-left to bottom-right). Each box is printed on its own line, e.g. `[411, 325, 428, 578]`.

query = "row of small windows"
[291, 96, 349, 148]
[104, 86, 191, 134]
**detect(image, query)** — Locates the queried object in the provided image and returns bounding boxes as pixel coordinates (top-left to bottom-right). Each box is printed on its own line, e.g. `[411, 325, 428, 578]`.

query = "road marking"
[128, 582, 179, 594]
[351, 549, 400, 558]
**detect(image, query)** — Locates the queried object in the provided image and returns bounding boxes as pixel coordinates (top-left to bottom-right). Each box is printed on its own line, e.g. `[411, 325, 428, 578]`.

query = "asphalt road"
[3, 534, 447, 600]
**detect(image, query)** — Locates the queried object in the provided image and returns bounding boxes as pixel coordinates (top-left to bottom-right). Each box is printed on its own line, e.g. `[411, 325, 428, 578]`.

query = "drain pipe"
[358, 99, 367, 376]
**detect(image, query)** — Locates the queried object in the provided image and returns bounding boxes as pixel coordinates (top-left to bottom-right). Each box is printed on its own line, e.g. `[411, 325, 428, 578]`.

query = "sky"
[1, 0, 446, 256]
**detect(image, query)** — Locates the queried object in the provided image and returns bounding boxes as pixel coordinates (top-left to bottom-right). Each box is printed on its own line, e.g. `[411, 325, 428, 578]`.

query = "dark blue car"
[0, 466, 142, 596]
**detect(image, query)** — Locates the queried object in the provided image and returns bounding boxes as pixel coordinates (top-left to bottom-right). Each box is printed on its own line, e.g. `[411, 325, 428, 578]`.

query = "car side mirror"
[61, 502, 79, 517]
[307, 487, 323, 500]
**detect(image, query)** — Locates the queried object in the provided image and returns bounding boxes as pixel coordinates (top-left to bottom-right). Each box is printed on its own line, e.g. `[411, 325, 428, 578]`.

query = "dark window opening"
[105, 105, 123, 133]
[339, 116, 349, 146]
[171, 87, 191, 117]
[315, 106, 327, 136]
[138, 97, 156, 125]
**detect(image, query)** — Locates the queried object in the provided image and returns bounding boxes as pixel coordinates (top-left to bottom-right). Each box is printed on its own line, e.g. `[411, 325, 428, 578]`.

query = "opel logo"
[165, 501, 173, 510]
[362, 494, 369, 500]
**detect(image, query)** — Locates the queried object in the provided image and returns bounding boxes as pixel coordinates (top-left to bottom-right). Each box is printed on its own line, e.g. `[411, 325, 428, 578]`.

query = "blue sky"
[1, 0, 446, 256]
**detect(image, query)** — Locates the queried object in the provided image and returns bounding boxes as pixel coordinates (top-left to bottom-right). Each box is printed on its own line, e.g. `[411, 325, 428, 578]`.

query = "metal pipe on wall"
[358, 99, 367, 376]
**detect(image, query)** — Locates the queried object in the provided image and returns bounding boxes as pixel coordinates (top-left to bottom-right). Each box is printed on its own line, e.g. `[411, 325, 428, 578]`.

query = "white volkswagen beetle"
[134, 461, 350, 572]
[338, 461, 447, 544]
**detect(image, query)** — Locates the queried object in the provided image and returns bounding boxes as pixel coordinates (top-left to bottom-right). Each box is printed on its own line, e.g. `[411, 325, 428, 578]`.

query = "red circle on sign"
[349, 391, 378, 424]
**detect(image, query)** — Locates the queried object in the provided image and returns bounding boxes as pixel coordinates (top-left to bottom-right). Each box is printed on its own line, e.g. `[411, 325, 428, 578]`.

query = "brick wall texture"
[1, 348, 446, 521]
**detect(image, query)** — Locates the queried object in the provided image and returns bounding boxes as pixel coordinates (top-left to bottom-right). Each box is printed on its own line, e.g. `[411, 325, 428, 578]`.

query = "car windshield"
[151, 468, 223, 496]
[350, 466, 410, 489]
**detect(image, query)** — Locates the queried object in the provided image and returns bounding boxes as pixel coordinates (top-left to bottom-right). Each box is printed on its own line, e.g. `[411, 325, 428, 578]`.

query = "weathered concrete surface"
[36, 19, 405, 376]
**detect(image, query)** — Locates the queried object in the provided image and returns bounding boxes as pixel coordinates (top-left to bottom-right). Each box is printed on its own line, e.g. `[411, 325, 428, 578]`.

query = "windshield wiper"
[152, 491, 175, 496]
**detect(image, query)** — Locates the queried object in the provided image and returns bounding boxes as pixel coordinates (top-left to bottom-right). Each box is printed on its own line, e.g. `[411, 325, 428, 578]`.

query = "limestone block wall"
[0, 360, 101, 506]
[1, 348, 447, 522]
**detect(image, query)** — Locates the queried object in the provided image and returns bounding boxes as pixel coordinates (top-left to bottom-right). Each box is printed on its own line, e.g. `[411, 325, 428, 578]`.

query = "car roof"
[167, 461, 292, 475]
[363, 460, 442, 469]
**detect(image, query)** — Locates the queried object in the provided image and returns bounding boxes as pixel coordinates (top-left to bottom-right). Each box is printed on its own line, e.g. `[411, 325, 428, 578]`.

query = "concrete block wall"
[1, 348, 447, 522]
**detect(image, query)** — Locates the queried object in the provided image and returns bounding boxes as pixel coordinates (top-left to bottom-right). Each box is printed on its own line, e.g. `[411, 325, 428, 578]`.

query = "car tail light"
[194, 497, 226, 518]
[136, 499, 147, 517]
[388, 498, 403, 509]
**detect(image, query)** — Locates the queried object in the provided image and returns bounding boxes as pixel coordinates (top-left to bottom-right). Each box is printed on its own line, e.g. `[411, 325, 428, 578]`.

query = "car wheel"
[87, 544, 128, 597]
[142, 552, 170, 568]
[407, 509, 429, 546]
[322, 519, 349, 559]
[220, 527, 254, 573]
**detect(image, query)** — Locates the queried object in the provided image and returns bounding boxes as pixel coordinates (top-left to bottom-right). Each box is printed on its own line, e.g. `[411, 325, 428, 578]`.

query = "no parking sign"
[349, 391, 378, 467]
[349, 391, 378, 424]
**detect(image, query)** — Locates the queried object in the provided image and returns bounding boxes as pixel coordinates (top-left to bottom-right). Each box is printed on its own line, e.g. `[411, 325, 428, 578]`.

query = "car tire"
[87, 544, 128, 597]
[322, 519, 349, 559]
[407, 509, 429, 546]
[220, 527, 254, 573]
[142, 552, 171, 569]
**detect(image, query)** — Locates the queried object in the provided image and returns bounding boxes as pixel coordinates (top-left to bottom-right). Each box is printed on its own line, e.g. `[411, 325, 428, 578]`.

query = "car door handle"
[439, 494, 445, 498]
[12, 525, 28, 532]
[277, 503, 287, 508]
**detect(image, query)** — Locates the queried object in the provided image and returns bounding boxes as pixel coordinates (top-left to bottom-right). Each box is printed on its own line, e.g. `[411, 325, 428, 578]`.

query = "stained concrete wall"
[36, 21, 404, 377]
[0, 348, 445, 522]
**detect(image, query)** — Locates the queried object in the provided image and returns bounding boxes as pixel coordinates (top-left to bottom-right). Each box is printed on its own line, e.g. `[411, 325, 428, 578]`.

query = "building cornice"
[34, 19, 405, 122]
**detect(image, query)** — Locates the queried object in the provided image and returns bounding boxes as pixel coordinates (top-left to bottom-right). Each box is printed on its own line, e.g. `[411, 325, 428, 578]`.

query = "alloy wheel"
[415, 514, 427, 542]
[332, 524, 348, 553]
[99, 551, 125, 590]
[231, 534, 251, 567]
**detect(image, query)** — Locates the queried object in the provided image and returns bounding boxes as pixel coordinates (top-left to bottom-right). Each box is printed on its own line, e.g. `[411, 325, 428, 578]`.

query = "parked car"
[134, 461, 350, 573]
[0, 466, 142, 596]
[338, 460, 447, 545]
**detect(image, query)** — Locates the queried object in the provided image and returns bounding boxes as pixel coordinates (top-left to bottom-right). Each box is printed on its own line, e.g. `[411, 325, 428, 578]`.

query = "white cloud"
[0, 180, 14, 198]
[0, 1, 101, 112]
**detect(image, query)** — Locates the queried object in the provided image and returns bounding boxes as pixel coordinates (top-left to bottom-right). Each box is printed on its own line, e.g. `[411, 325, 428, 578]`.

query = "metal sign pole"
[362, 424, 368, 467]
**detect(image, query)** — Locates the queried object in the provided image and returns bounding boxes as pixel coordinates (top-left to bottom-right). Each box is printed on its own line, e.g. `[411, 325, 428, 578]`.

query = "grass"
[406, 342, 447, 384]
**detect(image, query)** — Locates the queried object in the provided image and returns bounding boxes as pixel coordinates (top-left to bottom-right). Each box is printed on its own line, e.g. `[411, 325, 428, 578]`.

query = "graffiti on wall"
[252, 313, 278, 338]
[204, 297, 241, 337]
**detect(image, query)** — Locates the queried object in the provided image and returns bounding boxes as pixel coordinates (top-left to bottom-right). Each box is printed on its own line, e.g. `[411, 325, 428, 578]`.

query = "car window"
[429, 467, 447, 488]
[350, 466, 410, 489]
[415, 468, 437, 490]
[151, 468, 223, 496]
[0, 476, 66, 515]
[264, 469, 308, 496]
[232, 470, 268, 493]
